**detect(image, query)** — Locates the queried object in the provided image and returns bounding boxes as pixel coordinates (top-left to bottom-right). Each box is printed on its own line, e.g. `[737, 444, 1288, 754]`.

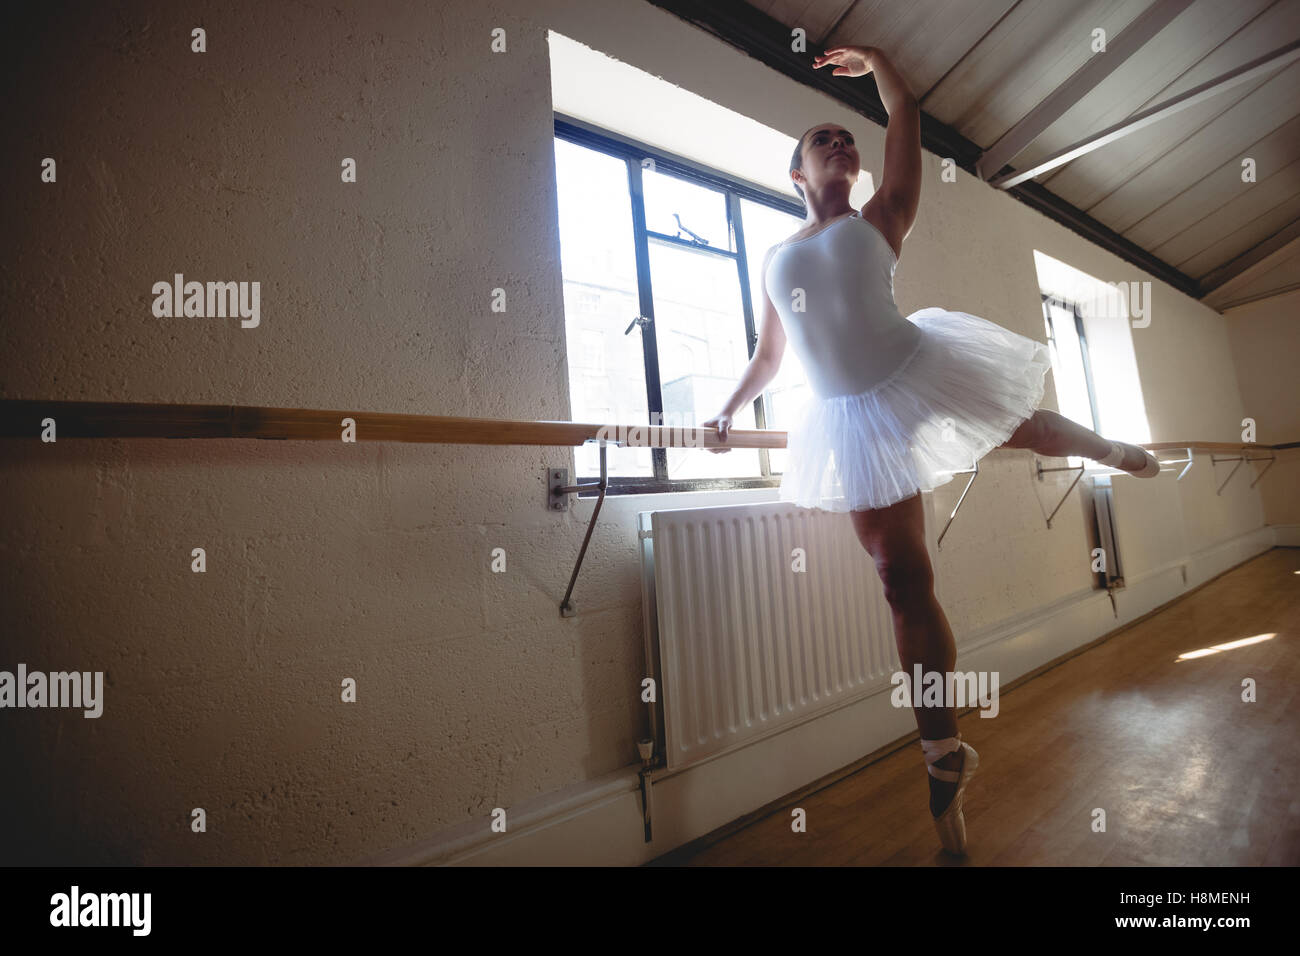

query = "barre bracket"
[1210, 449, 1276, 495]
[1035, 457, 1086, 529]
[936, 458, 979, 551]
[550, 438, 617, 617]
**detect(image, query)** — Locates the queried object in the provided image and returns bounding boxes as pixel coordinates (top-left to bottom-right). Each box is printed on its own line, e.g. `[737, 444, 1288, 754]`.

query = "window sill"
[574, 475, 782, 499]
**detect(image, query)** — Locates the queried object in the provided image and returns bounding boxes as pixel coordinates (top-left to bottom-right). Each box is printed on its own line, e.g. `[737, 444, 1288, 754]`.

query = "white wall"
[1223, 287, 1300, 528]
[0, 0, 1285, 865]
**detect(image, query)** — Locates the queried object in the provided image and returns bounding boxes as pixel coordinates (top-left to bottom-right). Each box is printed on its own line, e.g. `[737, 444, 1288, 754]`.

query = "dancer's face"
[796, 124, 860, 196]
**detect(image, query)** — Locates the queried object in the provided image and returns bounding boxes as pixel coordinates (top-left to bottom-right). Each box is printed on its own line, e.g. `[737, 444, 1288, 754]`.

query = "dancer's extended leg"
[1000, 409, 1160, 475]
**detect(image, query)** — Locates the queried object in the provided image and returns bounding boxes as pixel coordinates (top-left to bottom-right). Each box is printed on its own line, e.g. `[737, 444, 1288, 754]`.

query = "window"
[554, 115, 808, 497]
[1032, 250, 1152, 470]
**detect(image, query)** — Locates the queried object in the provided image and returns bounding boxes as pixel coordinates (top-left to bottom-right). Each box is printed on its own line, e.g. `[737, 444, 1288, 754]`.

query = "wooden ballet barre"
[1144, 440, 1288, 453]
[3, 401, 1290, 463]
[2, 400, 1290, 452]
[0, 399, 785, 450]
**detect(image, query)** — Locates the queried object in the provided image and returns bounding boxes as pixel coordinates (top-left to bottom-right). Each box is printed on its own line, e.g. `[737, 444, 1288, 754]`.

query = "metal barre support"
[1212, 452, 1244, 495]
[1036, 458, 1086, 529]
[1249, 452, 1276, 488]
[936, 458, 979, 551]
[553, 439, 613, 617]
[1211, 450, 1277, 494]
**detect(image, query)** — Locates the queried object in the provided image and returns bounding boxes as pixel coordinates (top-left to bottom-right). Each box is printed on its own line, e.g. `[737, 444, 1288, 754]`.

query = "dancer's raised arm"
[814, 46, 920, 256]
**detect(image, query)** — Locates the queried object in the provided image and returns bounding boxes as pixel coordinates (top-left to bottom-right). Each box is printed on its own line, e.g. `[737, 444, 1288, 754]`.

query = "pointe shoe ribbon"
[921, 735, 980, 855]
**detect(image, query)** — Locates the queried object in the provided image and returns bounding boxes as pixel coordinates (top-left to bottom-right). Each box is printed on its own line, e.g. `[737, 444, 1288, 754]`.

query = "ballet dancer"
[703, 44, 1161, 855]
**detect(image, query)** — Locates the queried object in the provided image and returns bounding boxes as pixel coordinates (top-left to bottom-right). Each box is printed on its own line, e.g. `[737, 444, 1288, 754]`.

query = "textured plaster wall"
[0, 0, 1282, 865]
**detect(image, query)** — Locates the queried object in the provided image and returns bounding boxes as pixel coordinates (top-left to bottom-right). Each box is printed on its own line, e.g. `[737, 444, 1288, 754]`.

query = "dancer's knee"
[875, 553, 934, 608]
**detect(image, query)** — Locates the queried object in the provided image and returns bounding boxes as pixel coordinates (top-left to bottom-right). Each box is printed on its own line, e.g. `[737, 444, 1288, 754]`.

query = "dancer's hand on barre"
[813, 45, 877, 78]
[701, 412, 733, 454]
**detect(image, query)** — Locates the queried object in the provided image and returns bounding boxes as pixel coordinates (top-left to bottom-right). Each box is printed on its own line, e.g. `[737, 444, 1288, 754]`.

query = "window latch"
[625, 315, 651, 335]
[673, 213, 709, 247]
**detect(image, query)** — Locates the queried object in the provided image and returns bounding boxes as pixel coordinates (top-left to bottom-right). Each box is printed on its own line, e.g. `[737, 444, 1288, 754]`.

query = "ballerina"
[703, 44, 1160, 855]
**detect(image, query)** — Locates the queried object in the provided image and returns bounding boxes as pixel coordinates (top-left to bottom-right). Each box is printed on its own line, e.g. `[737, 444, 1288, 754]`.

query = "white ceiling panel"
[1177, 189, 1300, 276]
[1086, 61, 1300, 231]
[1153, 158, 1300, 267]
[1217, 241, 1300, 307]
[1125, 115, 1300, 250]
[827, 0, 1020, 99]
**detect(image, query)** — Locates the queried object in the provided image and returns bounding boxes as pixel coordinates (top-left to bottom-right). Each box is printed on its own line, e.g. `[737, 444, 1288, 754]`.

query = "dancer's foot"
[921, 736, 979, 854]
[1098, 439, 1161, 477]
[928, 750, 963, 816]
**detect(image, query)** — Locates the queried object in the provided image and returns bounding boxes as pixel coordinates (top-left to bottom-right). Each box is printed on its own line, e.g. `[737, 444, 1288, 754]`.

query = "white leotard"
[763, 210, 923, 399]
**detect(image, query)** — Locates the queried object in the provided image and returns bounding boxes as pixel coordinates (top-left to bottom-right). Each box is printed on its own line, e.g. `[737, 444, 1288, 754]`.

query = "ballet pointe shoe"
[1097, 439, 1161, 478]
[921, 735, 979, 855]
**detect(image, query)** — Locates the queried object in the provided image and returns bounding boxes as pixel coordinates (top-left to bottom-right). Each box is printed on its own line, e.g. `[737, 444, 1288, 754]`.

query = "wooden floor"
[661, 547, 1300, 866]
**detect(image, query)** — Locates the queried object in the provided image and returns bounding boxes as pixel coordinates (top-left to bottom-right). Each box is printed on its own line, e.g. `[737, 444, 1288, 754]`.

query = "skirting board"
[361, 526, 1280, 866]
[1271, 524, 1300, 547]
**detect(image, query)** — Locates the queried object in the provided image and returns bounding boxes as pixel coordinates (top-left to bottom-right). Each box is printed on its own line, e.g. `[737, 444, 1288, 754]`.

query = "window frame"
[554, 113, 803, 498]
[1040, 292, 1103, 434]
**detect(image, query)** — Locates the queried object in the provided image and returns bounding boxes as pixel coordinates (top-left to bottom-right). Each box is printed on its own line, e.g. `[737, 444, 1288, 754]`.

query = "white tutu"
[778, 307, 1052, 513]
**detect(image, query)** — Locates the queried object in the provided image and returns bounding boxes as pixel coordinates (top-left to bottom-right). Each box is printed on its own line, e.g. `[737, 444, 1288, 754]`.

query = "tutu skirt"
[778, 308, 1052, 513]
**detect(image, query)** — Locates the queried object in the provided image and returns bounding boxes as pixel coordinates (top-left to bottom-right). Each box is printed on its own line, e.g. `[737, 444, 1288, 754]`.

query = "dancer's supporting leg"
[848, 492, 963, 816]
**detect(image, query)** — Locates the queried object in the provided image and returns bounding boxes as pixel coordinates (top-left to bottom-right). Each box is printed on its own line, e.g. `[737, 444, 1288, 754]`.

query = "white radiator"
[1093, 479, 1125, 589]
[637, 500, 939, 772]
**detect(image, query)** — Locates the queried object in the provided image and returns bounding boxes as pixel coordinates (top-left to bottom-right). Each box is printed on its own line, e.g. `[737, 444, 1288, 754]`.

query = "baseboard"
[1271, 523, 1300, 547]
[362, 531, 1281, 866]
[1204, 525, 1276, 580]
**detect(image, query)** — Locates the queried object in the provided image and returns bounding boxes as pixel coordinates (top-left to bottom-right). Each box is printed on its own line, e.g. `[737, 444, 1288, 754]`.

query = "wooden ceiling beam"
[978, 0, 1195, 181]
